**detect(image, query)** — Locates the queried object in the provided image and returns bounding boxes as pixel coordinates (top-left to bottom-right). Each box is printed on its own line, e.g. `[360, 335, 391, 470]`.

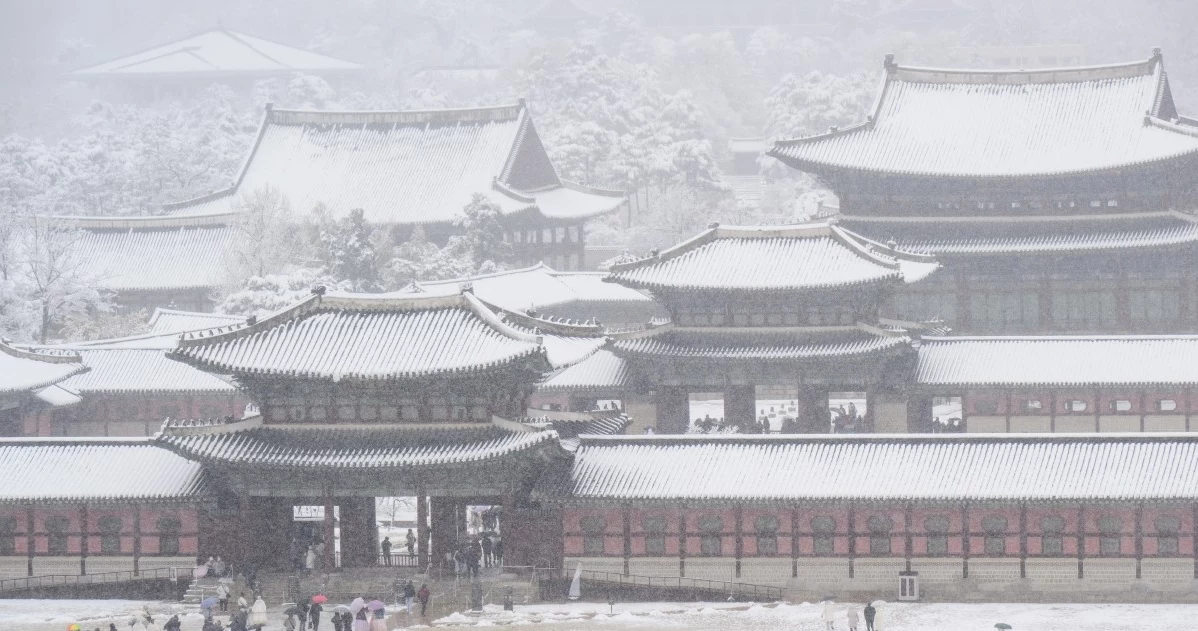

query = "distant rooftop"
[70, 28, 362, 78]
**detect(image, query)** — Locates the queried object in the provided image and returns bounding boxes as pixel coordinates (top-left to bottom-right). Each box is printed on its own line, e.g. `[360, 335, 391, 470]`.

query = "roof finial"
[707, 221, 720, 229]
[884, 53, 896, 71]
[311, 285, 326, 296]
[1152, 46, 1163, 60]
[461, 281, 474, 294]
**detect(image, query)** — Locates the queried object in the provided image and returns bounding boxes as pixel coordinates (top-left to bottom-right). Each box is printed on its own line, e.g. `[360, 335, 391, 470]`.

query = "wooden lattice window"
[867, 515, 893, 555]
[1098, 516, 1123, 557]
[755, 515, 779, 556]
[0, 517, 16, 555]
[157, 517, 181, 556]
[98, 516, 123, 555]
[924, 515, 950, 556]
[45, 517, 70, 555]
[580, 516, 607, 556]
[811, 516, 837, 555]
[642, 516, 667, 555]
[698, 517, 723, 556]
[982, 515, 1008, 555]
[1155, 516, 1181, 556]
[1040, 515, 1066, 556]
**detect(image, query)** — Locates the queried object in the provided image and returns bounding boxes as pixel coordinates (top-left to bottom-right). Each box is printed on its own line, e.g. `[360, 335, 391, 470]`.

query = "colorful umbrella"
[350, 597, 366, 614]
[333, 604, 352, 614]
[67, 625, 82, 631]
[200, 596, 219, 609]
[368, 600, 385, 611]
[311, 594, 329, 604]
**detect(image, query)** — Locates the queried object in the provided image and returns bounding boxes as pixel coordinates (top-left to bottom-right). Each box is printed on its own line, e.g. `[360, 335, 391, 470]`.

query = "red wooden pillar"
[79, 505, 88, 576]
[132, 505, 141, 576]
[322, 491, 336, 570]
[25, 506, 34, 577]
[417, 491, 429, 569]
[622, 503, 631, 577]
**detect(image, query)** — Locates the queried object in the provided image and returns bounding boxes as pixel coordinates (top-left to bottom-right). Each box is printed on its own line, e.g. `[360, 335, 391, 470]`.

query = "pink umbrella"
[349, 597, 365, 614]
[367, 600, 385, 611]
[311, 594, 328, 604]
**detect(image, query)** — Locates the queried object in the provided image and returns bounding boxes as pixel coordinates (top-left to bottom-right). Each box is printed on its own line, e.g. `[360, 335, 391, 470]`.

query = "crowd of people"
[821, 600, 885, 631]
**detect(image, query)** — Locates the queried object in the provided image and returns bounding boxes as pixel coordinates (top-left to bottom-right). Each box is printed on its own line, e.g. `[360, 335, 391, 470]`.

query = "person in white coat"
[846, 605, 860, 631]
[251, 595, 268, 629]
[822, 601, 836, 630]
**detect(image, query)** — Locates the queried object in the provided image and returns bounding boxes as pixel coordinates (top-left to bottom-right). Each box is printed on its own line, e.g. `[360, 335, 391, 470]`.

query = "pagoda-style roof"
[498, 311, 606, 369]
[838, 211, 1198, 256]
[606, 222, 937, 293]
[537, 348, 632, 393]
[611, 324, 911, 362]
[148, 308, 247, 336]
[0, 438, 208, 505]
[35, 347, 236, 395]
[411, 263, 659, 321]
[70, 28, 362, 79]
[553, 434, 1198, 503]
[156, 417, 562, 470]
[916, 335, 1198, 387]
[164, 104, 626, 225]
[171, 291, 548, 381]
[53, 212, 238, 292]
[0, 342, 85, 394]
[770, 51, 1198, 179]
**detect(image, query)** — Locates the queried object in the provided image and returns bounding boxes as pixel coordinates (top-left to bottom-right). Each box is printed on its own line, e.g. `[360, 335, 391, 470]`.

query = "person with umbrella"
[310, 594, 327, 631]
[331, 604, 351, 631]
[201, 597, 219, 618]
[350, 597, 369, 631]
[367, 601, 386, 631]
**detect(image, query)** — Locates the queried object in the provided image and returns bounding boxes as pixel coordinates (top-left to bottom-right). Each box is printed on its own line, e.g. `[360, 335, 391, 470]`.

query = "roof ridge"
[267, 102, 525, 127]
[577, 431, 1198, 445]
[888, 51, 1160, 83]
[921, 334, 1198, 341]
[839, 211, 1186, 224]
[48, 212, 237, 230]
[1, 340, 82, 364]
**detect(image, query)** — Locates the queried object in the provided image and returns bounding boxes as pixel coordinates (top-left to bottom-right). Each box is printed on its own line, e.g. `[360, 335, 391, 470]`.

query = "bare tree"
[224, 184, 304, 283]
[19, 217, 111, 343]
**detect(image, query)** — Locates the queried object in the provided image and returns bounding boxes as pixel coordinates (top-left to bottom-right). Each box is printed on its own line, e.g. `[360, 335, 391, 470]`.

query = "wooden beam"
[417, 491, 429, 570]
[132, 504, 141, 577]
[79, 505, 88, 576]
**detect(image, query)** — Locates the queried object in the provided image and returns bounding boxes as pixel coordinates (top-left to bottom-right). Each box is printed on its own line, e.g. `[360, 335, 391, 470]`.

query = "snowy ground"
[7, 598, 1198, 631]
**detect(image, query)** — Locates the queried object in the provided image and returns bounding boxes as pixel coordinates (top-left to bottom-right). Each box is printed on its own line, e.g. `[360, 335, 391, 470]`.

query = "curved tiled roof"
[172, 291, 546, 380]
[538, 349, 632, 393]
[606, 223, 937, 292]
[0, 343, 86, 394]
[0, 439, 208, 504]
[770, 52, 1198, 179]
[916, 335, 1198, 387]
[560, 434, 1198, 502]
[157, 423, 560, 469]
[611, 325, 910, 361]
[48, 348, 235, 394]
[838, 211, 1198, 255]
[149, 309, 248, 335]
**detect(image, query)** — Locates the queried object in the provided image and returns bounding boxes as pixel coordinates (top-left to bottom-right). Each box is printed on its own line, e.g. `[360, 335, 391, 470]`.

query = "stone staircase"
[258, 566, 541, 612]
[181, 577, 220, 604]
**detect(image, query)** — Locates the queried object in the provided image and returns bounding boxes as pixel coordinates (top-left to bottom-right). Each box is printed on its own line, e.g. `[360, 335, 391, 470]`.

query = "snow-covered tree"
[318, 208, 383, 292]
[449, 194, 511, 269]
[16, 218, 112, 343]
[225, 185, 303, 282]
[215, 269, 351, 318]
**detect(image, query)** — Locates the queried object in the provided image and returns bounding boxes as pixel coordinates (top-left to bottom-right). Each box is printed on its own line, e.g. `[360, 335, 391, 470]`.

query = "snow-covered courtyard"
[6, 598, 1196, 631]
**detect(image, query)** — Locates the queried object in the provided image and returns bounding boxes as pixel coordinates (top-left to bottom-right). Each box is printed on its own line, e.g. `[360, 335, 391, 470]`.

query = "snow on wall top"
[70, 29, 362, 77]
[916, 335, 1198, 386]
[0, 343, 86, 394]
[837, 211, 1198, 255]
[172, 291, 547, 380]
[165, 104, 625, 226]
[415, 263, 654, 315]
[607, 223, 938, 292]
[0, 439, 208, 504]
[771, 52, 1198, 178]
[559, 434, 1198, 502]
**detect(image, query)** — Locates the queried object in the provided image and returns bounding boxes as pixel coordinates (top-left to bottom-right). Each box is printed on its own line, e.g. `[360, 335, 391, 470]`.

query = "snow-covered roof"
[520, 411, 631, 439]
[414, 263, 655, 315]
[172, 291, 548, 380]
[537, 349, 632, 393]
[916, 335, 1198, 387]
[611, 325, 911, 361]
[500, 313, 606, 369]
[157, 420, 562, 469]
[148, 309, 247, 335]
[838, 211, 1198, 256]
[70, 28, 362, 78]
[165, 104, 626, 226]
[557, 434, 1198, 502]
[0, 342, 86, 394]
[41, 347, 236, 394]
[770, 51, 1198, 179]
[0, 439, 208, 504]
[607, 222, 938, 292]
[56, 213, 238, 292]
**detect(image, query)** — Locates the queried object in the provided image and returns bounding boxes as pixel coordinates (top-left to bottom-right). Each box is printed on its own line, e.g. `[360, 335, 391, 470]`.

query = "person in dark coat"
[296, 602, 309, 629]
[309, 601, 323, 630]
[164, 616, 182, 631]
[403, 579, 417, 615]
[481, 535, 493, 567]
[863, 603, 876, 631]
[417, 583, 431, 616]
[381, 537, 392, 565]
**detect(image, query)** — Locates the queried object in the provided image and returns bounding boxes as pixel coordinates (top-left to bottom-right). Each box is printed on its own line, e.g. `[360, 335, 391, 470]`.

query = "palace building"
[7, 53, 1198, 602]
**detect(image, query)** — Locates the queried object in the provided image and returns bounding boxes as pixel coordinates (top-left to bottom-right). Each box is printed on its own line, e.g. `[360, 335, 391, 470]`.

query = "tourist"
[846, 604, 859, 631]
[296, 601, 309, 629]
[370, 604, 387, 631]
[214, 556, 227, 577]
[403, 579, 416, 614]
[230, 610, 248, 631]
[381, 536, 392, 565]
[493, 535, 503, 566]
[353, 605, 369, 631]
[822, 601, 836, 630]
[406, 529, 416, 556]
[309, 599, 323, 630]
[164, 615, 181, 631]
[216, 581, 230, 612]
[305, 545, 318, 575]
[237, 591, 249, 612]
[863, 602, 876, 631]
[251, 595, 268, 630]
[283, 614, 296, 631]
[481, 533, 494, 567]
[417, 583, 431, 616]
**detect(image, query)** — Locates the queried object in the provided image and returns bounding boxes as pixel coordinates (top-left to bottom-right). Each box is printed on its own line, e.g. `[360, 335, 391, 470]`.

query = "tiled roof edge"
[48, 212, 237, 230]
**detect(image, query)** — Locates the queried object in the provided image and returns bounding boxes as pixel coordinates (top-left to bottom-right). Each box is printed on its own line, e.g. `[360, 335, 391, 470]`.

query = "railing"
[572, 569, 783, 602]
[377, 553, 422, 568]
[0, 566, 189, 594]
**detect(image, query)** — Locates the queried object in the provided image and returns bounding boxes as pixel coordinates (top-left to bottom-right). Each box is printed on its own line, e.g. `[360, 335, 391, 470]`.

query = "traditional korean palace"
[9, 52, 1198, 602]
